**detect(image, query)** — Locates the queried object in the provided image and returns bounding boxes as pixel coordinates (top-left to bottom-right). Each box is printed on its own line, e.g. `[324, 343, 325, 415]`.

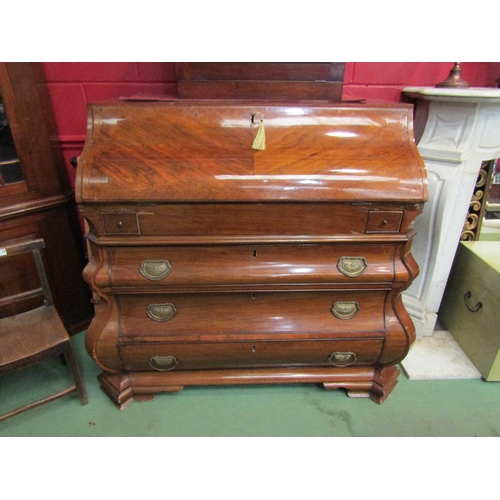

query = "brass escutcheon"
[331, 301, 360, 320]
[147, 303, 177, 322]
[337, 256, 367, 277]
[329, 351, 357, 367]
[140, 260, 172, 281]
[149, 356, 178, 371]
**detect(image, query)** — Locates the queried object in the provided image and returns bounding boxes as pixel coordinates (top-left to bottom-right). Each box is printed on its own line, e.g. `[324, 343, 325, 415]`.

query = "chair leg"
[61, 341, 88, 405]
[0, 386, 78, 422]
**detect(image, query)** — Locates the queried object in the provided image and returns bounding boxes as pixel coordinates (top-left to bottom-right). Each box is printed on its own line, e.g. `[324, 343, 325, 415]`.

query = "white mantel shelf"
[401, 85, 500, 379]
[403, 86, 500, 103]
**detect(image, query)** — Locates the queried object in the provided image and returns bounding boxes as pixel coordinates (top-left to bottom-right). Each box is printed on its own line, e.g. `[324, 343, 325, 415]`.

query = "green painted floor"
[1, 331, 500, 437]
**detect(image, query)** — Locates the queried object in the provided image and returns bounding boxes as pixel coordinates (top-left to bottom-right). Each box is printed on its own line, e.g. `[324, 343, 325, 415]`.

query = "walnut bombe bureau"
[75, 100, 427, 409]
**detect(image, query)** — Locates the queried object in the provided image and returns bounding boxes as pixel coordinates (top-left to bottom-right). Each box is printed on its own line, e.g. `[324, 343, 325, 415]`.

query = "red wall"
[343, 62, 500, 101]
[42, 62, 500, 186]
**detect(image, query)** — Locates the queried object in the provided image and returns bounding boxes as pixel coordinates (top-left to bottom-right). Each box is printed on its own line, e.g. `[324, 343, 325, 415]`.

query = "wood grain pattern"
[77, 100, 427, 406]
[116, 290, 387, 340]
[76, 102, 427, 203]
[98, 365, 399, 409]
[106, 243, 399, 290]
[80, 202, 424, 241]
[119, 338, 384, 371]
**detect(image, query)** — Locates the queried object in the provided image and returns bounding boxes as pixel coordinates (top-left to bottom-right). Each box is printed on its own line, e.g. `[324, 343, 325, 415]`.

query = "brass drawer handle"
[331, 301, 360, 320]
[337, 257, 367, 277]
[149, 356, 178, 371]
[329, 352, 357, 367]
[140, 260, 172, 281]
[464, 291, 482, 313]
[147, 303, 177, 322]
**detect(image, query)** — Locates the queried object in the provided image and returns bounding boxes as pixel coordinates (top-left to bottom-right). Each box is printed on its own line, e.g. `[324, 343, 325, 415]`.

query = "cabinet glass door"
[0, 91, 24, 187]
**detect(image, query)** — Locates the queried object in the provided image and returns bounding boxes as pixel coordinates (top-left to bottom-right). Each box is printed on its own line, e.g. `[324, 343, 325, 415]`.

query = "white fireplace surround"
[401, 87, 500, 342]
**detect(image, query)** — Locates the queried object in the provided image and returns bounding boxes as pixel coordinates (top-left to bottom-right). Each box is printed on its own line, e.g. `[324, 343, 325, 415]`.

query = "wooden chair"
[0, 238, 88, 421]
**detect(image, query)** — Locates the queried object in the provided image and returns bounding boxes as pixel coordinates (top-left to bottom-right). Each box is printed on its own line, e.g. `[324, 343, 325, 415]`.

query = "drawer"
[366, 211, 403, 233]
[119, 337, 384, 371]
[96, 203, 372, 238]
[117, 290, 387, 340]
[102, 212, 140, 235]
[108, 243, 397, 288]
[87, 204, 415, 239]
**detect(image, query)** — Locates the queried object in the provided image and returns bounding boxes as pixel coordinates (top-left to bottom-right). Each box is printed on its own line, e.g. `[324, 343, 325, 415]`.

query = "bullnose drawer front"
[119, 338, 385, 371]
[108, 244, 397, 288]
[117, 290, 387, 340]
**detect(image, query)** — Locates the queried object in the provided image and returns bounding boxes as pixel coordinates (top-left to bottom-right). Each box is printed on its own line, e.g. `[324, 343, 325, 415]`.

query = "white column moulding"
[402, 87, 500, 339]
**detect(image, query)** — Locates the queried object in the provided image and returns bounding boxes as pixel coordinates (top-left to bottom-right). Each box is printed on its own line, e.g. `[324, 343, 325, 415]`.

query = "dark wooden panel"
[177, 81, 343, 101]
[176, 63, 345, 82]
[175, 63, 345, 101]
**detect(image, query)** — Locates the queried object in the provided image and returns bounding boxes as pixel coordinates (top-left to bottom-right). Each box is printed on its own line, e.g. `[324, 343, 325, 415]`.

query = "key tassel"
[251, 114, 266, 151]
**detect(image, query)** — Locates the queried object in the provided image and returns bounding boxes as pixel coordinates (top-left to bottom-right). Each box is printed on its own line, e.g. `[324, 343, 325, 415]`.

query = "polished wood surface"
[77, 100, 427, 406]
[0, 63, 92, 334]
[98, 364, 400, 409]
[105, 243, 399, 289]
[120, 338, 385, 371]
[116, 290, 387, 339]
[81, 203, 422, 241]
[76, 102, 426, 203]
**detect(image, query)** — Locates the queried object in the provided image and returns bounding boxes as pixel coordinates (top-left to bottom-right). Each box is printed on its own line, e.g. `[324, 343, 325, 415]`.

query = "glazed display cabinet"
[0, 63, 92, 334]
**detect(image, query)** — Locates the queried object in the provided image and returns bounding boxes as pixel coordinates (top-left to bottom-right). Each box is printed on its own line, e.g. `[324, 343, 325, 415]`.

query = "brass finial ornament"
[435, 62, 470, 88]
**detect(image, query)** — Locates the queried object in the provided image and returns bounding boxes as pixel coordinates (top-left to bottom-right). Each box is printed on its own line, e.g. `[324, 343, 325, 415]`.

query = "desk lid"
[76, 100, 427, 204]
